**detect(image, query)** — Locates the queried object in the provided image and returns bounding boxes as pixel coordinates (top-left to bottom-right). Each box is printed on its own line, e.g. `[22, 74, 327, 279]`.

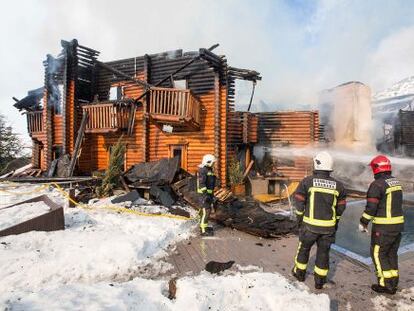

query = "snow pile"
[0, 183, 328, 310]
[0, 183, 66, 208]
[372, 287, 414, 311]
[0, 207, 193, 294]
[2, 272, 330, 311]
[0, 202, 50, 230]
[373, 76, 414, 100]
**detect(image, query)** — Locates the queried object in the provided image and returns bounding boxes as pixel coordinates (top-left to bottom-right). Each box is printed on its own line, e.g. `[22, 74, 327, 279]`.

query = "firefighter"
[359, 155, 404, 295]
[292, 151, 347, 289]
[197, 154, 217, 236]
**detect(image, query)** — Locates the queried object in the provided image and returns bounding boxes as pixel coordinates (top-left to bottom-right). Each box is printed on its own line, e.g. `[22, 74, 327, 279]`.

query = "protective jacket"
[196, 166, 216, 234]
[197, 166, 216, 195]
[360, 172, 404, 233]
[294, 170, 347, 234]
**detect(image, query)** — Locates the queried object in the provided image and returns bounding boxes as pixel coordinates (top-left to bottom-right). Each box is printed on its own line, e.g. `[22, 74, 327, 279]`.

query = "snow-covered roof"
[373, 76, 414, 101]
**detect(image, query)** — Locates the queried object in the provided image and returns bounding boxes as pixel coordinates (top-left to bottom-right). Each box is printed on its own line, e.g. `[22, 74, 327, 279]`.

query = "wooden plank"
[68, 111, 88, 176]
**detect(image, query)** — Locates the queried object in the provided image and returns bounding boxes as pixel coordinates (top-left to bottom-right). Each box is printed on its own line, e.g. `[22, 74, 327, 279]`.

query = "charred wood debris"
[72, 157, 297, 238]
[1, 156, 297, 238]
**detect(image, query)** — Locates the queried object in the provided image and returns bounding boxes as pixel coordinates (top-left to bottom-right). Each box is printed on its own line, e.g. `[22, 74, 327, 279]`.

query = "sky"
[2, 0, 414, 144]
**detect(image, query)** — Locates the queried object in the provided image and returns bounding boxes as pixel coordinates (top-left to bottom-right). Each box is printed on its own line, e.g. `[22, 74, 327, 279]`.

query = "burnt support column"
[214, 71, 221, 179]
[143, 54, 151, 163]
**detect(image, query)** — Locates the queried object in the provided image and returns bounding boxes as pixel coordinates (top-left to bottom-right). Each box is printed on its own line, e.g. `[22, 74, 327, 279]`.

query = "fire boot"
[392, 276, 399, 291]
[201, 227, 214, 237]
[314, 275, 326, 290]
[292, 268, 306, 282]
[371, 284, 396, 295]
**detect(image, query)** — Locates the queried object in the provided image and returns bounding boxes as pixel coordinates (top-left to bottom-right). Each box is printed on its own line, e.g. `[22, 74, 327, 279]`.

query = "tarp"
[124, 157, 180, 186]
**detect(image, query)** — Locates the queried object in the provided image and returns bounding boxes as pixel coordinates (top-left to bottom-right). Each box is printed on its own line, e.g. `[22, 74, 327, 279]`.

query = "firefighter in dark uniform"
[359, 155, 404, 295]
[197, 154, 217, 236]
[292, 151, 347, 289]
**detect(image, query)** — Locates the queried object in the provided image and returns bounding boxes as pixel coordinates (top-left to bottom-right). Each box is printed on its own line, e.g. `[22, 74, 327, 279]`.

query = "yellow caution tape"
[0, 184, 49, 195]
[0, 182, 193, 221]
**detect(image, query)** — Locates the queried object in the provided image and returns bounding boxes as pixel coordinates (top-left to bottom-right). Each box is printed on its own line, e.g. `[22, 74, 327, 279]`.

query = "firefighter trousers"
[371, 231, 401, 289]
[293, 229, 335, 281]
[198, 194, 213, 233]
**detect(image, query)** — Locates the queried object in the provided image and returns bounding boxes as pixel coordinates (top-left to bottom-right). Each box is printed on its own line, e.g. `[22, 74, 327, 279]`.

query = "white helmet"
[201, 154, 216, 167]
[313, 151, 333, 171]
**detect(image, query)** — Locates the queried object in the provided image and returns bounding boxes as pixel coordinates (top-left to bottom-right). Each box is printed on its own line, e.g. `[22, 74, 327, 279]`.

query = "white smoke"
[2, 0, 414, 146]
[263, 146, 414, 191]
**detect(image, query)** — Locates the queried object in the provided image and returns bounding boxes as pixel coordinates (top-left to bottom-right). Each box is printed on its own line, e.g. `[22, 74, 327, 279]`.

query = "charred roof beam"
[228, 66, 261, 82]
[96, 61, 153, 90]
[132, 44, 219, 104]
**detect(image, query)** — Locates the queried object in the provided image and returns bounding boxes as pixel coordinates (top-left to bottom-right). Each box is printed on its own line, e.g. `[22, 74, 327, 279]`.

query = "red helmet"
[369, 155, 391, 175]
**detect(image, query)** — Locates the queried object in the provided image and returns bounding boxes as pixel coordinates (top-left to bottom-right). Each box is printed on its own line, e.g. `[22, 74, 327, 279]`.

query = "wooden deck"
[165, 226, 414, 311]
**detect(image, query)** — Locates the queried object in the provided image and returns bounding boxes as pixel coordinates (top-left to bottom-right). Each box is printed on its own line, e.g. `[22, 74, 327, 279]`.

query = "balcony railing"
[26, 111, 43, 135]
[149, 87, 200, 130]
[81, 102, 131, 133]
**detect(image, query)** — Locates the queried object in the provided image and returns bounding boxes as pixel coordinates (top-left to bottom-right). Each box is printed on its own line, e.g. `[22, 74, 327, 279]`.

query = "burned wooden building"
[14, 39, 261, 185]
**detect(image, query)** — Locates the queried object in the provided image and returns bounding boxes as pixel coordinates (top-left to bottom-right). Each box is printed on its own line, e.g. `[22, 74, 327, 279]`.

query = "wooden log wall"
[31, 40, 99, 171]
[147, 53, 218, 179]
[257, 111, 319, 145]
[77, 49, 230, 184]
[256, 111, 319, 181]
[79, 80, 145, 172]
[227, 111, 258, 145]
[29, 41, 259, 186]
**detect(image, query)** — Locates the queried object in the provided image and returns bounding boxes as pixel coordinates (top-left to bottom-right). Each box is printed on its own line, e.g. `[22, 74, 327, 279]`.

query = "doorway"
[169, 144, 187, 170]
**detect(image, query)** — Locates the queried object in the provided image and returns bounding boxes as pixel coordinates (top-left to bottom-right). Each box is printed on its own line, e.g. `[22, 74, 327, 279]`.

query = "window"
[173, 79, 187, 90]
[109, 86, 123, 100]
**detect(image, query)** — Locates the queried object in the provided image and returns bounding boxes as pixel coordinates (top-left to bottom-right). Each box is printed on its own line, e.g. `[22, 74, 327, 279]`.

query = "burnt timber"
[16, 39, 261, 185]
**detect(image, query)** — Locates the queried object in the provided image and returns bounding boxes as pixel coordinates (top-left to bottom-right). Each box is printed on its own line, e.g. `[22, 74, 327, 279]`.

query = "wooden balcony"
[82, 102, 132, 133]
[26, 110, 44, 137]
[149, 87, 200, 131]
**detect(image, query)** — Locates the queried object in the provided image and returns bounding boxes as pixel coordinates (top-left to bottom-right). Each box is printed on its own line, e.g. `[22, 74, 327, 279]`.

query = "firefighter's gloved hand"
[358, 223, 368, 233]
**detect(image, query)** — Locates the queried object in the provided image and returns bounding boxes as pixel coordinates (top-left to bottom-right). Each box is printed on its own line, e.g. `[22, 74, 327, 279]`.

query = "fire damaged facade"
[14, 39, 261, 185]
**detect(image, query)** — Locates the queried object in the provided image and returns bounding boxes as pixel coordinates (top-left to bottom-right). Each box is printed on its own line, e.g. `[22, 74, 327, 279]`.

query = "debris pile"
[121, 158, 297, 238]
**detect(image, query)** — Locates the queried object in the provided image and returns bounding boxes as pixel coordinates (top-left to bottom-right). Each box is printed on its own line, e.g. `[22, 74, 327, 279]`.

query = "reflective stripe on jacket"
[294, 170, 347, 234]
[360, 172, 404, 232]
[197, 166, 216, 194]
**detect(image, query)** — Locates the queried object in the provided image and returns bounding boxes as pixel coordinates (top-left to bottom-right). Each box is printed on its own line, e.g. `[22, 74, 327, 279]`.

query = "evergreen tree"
[96, 136, 126, 197]
[0, 114, 22, 172]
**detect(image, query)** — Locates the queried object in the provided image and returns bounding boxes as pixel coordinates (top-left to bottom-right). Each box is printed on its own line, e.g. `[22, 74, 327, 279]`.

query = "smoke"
[318, 82, 375, 151]
[261, 146, 414, 191]
[3, 0, 414, 145]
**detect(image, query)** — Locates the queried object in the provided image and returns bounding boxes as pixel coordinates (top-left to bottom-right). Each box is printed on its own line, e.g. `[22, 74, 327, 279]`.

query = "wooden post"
[68, 111, 88, 176]
[68, 187, 76, 208]
[245, 147, 251, 170]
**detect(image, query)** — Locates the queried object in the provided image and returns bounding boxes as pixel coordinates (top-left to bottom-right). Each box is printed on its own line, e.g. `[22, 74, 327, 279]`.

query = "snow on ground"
[0, 202, 50, 230]
[0, 207, 193, 292]
[0, 183, 194, 306]
[372, 287, 414, 311]
[1, 183, 329, 310]
[2, 272, 330, 311]
[0, 183, 66, 208]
